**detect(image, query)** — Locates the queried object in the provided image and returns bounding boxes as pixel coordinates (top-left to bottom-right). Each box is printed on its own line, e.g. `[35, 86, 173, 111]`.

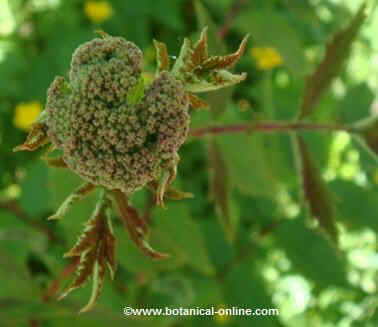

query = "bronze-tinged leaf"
[44, 156, 68, 168]
[79, 254, 106, 313]
[63, 209, 101, 258]
[294, 135, 338, 243]
[188, 93, 209, 110]
[59, 193, 116, 313]
[153, 40, 170, 72]
[59, 249, 97, 300]
[43, 258, 80, 302]
[201, 34, 250, 71]
[192, 27, 209, 66]
[208, 139, 237, 242]
[111, 189, 169, 259]
[300, 3, 367, 118]
[13, 122, 49, 152]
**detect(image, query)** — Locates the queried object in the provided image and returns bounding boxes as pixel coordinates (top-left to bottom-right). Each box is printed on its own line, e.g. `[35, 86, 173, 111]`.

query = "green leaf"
[207, 139, 239, 242]
[294, 135, 339, 243]
[216, 133, 279, 197]
[154, 203, 215, 276]
[236, 9, 307, 75]
[19, 161, 51, 216]
[339, 83, 374, 124]
[299, 3, 367, 118]
[274, 219, 347, 288]
[329, 180, 378, 232]
[223, 256, 281, 327]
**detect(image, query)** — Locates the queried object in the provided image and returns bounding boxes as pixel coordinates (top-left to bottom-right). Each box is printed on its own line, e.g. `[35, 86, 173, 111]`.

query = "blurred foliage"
[1, 0, 378, 326]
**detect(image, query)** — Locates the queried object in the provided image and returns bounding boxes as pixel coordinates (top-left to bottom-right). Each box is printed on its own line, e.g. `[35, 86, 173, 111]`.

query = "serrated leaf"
[59, 194, 116, 313]
[188, 93, 209, 110]
[153, 40, 170, 72]
[192, 26, 209, 66]
[111, 189, 168, 259]
[48, 168, 99, 245]
[48, 182, 95, 220]
[300, 3, 367, 118]
[171, 5, 247, 94]
[200, 34, 249, 71]
[208, 139, 238, 242]
[294, 135, 338, 243]
[13, 121, 49, 152]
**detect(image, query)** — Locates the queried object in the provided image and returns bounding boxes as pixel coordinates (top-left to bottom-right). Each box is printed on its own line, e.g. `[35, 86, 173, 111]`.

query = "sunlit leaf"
[300, 3, 367, 118]
[274, 219, 347, 288]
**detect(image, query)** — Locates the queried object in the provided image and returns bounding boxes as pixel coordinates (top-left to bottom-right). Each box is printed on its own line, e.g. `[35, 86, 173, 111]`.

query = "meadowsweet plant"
[14, 29, 248, 312]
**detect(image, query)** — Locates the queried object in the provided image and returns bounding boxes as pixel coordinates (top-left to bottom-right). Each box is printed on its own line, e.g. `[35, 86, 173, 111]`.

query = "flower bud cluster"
[46, 36, 189, 193]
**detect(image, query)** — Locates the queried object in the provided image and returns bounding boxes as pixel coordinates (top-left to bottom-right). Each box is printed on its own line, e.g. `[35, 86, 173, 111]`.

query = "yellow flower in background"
[13, 101, 42, 131]
[84, 1, 113, 24]
[251, 47, 283, 70]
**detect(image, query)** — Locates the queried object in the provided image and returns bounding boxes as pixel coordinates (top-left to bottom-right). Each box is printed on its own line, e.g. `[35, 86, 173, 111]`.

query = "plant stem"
[190, 121, 354, 138]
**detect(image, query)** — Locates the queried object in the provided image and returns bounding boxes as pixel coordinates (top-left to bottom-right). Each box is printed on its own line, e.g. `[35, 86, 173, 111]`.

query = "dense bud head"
[45, 36, 190, 193]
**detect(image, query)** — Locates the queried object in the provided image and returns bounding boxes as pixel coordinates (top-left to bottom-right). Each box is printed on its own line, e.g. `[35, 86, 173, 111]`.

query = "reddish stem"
[190, 121, 353, 137]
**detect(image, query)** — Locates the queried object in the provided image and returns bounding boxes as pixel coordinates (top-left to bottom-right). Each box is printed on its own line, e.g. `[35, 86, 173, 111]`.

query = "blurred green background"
[0, 0, 378, 326]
